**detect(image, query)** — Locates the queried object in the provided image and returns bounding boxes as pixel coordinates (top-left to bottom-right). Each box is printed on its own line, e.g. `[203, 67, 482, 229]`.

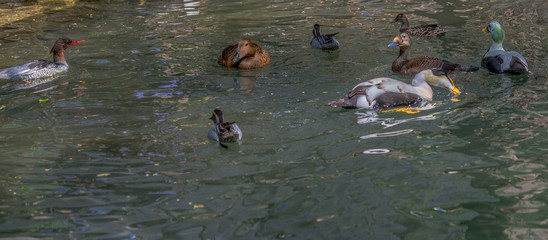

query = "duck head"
[390, 13, 407, 24]
[388, 32, 411, 48]
[232, 39, 256, 65]
[420, 69, 460, 95]
[210, 109, 224, 124]
[312, 24, 322, 37]
[482, 21, 504, 45]
[50, 38, 85, 54]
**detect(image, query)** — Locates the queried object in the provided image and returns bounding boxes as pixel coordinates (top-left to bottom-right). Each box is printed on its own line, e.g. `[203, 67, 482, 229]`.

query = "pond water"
[0, 0, 547, 239]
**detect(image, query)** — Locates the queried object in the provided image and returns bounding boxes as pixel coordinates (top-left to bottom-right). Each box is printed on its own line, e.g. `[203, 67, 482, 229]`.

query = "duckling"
[207, 109, 242, 144]
[391, 13, 447, 37]
[482, 21, 529, 75]
[388, 32, 478, 75]
[218, 39, 270, 69]
[310, 24, 340, 51]
[327, 68, 460, 109]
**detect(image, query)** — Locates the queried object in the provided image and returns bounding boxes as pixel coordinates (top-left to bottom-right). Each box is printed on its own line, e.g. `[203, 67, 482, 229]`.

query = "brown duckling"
[388, 32, 478, 75]
[391, 13, 446, 37]
[217, 39, 270, 69]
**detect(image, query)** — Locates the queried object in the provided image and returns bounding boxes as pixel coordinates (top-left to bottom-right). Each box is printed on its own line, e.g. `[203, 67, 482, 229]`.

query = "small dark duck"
[391, 13, 446, 37]
[310, 24, 340, 51]
[218, 39, 270, 69]
[388, 32, 478, 75]
[207, 109, 242, 144]
[327, 69, 460, 109]
[482, 21, 529, 75]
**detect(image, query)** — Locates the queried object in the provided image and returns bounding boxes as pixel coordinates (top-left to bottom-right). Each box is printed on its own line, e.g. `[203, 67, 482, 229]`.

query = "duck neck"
[52, 49, 67, 65]
[411, 73, 433, 100]
[489, 42, 504, 52]
[399, 17, 410, 31]
[392, 47, 409, 72]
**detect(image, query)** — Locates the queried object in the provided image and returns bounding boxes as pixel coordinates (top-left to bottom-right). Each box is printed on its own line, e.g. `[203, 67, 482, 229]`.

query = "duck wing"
[217, 44, 238, 67]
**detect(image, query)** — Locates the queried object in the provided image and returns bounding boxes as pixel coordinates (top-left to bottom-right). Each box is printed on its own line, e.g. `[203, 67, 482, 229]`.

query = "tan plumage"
[217, 39, 270, 69]
[391, 13, 446, 37]
[389, 33, 478, 75]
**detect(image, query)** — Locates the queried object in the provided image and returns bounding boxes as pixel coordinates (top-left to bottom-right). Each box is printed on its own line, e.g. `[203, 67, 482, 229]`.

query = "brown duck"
[218, 39, 270, 69]
[388, 33, 478, 75]
[391, 13, 446, 37]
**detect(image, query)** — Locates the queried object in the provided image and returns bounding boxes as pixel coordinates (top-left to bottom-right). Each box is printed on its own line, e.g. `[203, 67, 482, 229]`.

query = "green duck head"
[483, 21, 505, 44]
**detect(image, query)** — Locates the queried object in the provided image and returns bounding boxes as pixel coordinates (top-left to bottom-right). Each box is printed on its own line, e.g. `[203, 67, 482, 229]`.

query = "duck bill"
[388, 42, 399, 47]
[71, 40, 85, 45]
[482, 28, 488, 33]
[448, 76, 460, 95]
[232, 53, 240, 64]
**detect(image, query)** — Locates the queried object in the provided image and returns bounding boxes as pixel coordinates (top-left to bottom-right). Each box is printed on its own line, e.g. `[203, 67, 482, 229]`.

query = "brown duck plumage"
[391, 13, 447, 37]
[217, 39, 270, 69]
[389, 33, 478, 75]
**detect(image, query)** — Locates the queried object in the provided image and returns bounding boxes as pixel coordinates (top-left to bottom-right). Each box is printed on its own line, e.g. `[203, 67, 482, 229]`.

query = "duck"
[310, 24, 340, 51]
[0, 38, 84, 81]
[388, 32, 478, 75]
[482, 21, 529, 75]
[207, 109, 242, 143]
[217, 39, 270, 69]
[327, 69, 460, 109]
[391, 13, 447, 37]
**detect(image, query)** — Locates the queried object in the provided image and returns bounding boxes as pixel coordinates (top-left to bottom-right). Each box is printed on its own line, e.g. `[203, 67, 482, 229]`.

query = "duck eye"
[245, 43, 249, 46]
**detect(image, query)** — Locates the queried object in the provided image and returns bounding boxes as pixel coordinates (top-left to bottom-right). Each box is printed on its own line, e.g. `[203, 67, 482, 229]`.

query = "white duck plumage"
[327, 69, 460, 109]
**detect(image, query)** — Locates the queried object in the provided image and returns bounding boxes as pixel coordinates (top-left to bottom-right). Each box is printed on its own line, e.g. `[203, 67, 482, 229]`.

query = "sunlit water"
[0, 0, 547, 239]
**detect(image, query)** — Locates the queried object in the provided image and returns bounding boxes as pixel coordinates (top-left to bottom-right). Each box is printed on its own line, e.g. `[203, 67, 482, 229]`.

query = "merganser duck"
[217, 39, 270, 69]
[0, 38, 84, 81]
[207, 109, 242, 143]
[388, 32, 478, 75]
[310, 24, 340, 51]
[327, 69, 460, 109]
[391, 13, 446, 37]
[482, 21, 529, 75]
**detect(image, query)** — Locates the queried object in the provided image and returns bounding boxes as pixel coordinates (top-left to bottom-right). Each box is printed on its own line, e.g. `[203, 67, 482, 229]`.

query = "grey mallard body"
[310, 24, 340, 51]
[0, 38, 84, 81]
[482, 21, 528, 75]
[207, 109, 242, 143]
[327, 69, 460, 109]
[391, 13, 446, 37]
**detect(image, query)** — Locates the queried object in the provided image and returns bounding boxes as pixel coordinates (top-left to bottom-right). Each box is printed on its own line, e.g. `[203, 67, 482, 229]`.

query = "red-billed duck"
[0, 38, 84, 81]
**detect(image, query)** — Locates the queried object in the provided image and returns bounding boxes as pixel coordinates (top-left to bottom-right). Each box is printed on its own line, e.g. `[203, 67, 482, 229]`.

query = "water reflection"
[0, 0, 547, 239]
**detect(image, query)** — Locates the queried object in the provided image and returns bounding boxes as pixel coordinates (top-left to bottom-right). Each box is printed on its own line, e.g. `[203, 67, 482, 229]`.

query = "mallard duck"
[310, 24, 340, 51]
[482, 21, 529, 75]
[217, 39, 270, 69]
[388, 32, 478, 75]
[391, 13, 447, 36]
[327, 69, 460, 109]
[207, 109, 242, 143]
